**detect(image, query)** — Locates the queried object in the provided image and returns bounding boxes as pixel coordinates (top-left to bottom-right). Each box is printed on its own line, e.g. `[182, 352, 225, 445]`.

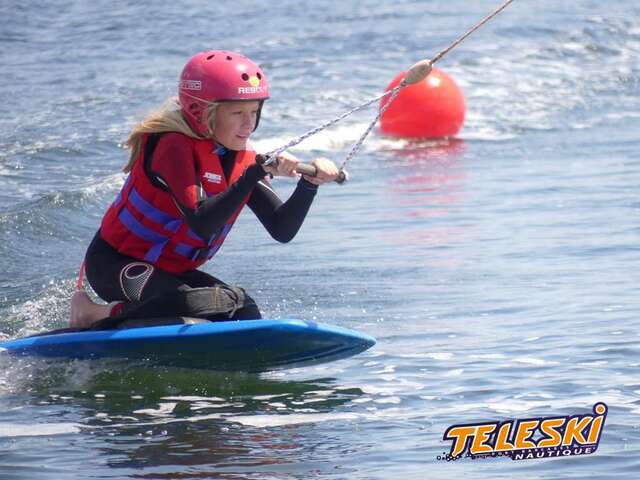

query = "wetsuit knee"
[225, 286, 262, 320]
[172, 285, 261, 321]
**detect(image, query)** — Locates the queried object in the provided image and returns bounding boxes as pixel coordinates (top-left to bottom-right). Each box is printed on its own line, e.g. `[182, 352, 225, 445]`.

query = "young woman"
[70, 50, 338, 329]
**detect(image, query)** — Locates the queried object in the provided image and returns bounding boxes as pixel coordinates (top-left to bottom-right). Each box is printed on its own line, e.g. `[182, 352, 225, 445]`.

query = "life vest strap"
[129, 188, 182, 233]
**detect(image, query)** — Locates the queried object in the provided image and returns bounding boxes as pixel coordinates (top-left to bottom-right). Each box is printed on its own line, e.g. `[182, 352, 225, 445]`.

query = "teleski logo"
[439, 403, 607, 462]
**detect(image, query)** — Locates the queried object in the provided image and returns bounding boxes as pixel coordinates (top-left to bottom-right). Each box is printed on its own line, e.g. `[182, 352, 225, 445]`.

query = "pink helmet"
[178, 50, 270, 136]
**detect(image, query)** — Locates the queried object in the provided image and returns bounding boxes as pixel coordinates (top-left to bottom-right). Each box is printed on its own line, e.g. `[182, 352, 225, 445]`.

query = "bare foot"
[69, 291, 112, 328]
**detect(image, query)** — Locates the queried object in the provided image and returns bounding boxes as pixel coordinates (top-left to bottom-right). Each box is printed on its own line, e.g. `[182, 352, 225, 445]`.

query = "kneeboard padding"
[0, 319, 376, 372]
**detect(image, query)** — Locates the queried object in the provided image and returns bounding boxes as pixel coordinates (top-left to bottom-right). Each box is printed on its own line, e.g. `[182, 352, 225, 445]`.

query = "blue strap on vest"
[118, 186, 222, 263]
[174, 223, 233, 261]
[117, 207, 170, 262]
[129, 188, 182, 233]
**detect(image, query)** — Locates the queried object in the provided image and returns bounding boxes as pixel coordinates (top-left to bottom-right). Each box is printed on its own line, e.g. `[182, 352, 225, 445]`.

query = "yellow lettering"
[514, 420, 539, 449]
[587, 403, 607, 443]
[470, 424, 497, 454]
[444, 425, 476, 457]
[587, 415, 604, 443]
[495, 422, 515, 451]
[562, 417, 592, 446]
[538, 418, 565, 447]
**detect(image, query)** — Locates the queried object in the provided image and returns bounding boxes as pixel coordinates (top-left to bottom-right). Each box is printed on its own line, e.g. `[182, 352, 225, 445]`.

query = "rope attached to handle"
[262, 0, 515, 180]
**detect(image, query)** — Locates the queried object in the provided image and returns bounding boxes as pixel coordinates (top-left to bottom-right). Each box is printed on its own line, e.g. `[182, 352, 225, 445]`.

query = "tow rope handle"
[295, 162, 349, 185]
[257, 155, 349, 185]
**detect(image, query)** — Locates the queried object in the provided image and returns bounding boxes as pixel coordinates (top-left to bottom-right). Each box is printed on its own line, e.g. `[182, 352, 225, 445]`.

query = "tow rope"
[262, 0, 515, 183]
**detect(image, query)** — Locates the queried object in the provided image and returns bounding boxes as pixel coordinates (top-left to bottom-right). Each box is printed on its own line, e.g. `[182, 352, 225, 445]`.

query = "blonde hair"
[123, 98, 218, 173]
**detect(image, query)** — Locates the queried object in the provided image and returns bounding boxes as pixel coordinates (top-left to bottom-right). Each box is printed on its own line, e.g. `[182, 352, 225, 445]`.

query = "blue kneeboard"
[0, 319, 375, 372]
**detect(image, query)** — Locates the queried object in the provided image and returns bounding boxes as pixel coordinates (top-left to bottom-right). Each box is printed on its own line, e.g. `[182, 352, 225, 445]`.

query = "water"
[1, 0, 639, 478]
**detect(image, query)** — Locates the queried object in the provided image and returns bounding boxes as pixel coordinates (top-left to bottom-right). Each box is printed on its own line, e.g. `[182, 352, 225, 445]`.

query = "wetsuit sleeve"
[148, 133, 266, 241]
[247, 177, 318, 243]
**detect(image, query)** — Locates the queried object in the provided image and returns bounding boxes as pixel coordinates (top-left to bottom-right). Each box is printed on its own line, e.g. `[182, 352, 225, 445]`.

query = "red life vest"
[100, 133, 256, 274]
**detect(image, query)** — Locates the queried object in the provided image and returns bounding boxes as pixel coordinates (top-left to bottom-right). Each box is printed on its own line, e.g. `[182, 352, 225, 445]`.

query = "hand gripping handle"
[257, 155, 348, 185]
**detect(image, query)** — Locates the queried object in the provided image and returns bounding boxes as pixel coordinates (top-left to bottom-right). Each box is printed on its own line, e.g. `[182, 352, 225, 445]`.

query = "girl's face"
[212, 100, 260, 151]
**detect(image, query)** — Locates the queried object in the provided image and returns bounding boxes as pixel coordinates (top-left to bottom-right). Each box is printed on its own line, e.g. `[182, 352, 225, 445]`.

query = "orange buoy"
[380, 67, 466, 139]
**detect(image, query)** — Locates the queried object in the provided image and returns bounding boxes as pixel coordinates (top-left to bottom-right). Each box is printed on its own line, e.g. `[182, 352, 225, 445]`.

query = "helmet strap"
[253, 100, 265, 132]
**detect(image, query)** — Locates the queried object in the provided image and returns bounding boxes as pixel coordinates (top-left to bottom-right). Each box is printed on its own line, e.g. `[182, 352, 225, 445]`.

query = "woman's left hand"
[302, 157, 339, 185]
[262, 151, 300, 178]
